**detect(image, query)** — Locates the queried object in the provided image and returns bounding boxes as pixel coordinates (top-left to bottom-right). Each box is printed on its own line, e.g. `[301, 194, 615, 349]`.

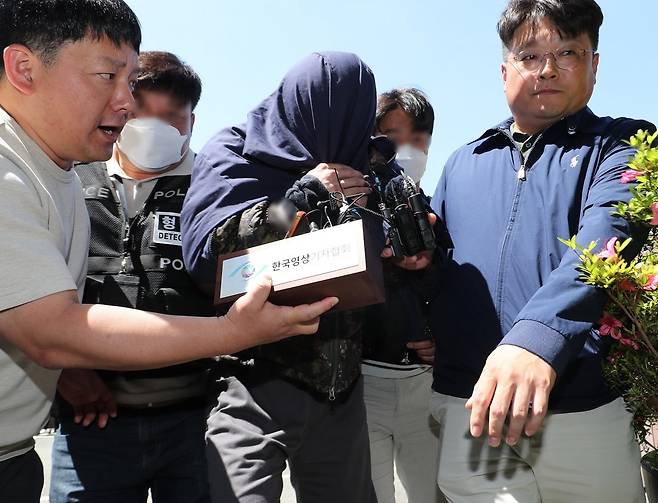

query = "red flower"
[619, 336, 640, 350]
[618, 279, 638, 292]
[598, 312, 623, 340]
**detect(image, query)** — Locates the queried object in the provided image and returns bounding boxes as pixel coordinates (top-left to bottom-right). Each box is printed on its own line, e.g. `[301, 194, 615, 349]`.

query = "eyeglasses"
[511, 47, 596, 73]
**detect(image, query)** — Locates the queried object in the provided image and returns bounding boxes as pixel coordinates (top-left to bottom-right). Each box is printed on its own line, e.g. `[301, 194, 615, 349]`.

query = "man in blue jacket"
[429, 0, 654, 501]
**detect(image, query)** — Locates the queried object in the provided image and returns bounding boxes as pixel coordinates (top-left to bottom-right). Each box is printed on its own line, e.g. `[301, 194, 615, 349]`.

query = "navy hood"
[181, 51, 377, 287]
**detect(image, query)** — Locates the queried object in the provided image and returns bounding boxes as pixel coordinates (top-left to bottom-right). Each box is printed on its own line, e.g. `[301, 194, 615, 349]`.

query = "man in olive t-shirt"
[0, 106, 90, 500]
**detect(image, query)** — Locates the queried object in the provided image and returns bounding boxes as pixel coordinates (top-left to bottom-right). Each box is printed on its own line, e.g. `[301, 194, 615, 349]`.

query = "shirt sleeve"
[501, 119, 655, 375]
[430, 158, 450, 223]
[0, 161, 77, 311]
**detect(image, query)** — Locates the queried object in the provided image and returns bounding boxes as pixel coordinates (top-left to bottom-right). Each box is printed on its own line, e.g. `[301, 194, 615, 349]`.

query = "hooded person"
[181, 51, 380, 503]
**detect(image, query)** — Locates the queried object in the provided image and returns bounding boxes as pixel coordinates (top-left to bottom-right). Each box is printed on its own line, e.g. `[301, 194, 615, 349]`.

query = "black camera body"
[381, 176, 436, 257]
[367, 139, 437, 257]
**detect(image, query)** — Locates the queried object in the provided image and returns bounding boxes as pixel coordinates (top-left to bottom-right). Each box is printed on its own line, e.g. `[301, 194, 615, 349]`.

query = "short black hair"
[0, 0, 141, 72]
[497, 0, 603, 51]
[376, 88, 434, 135]
[135, 51, 202, 110]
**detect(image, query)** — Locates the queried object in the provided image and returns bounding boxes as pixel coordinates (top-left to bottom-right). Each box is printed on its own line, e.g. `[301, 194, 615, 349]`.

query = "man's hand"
[407, 339, 435, 364]
[224, 276, 338, 350]
[465, 345, 556, 447]
[57, 369, 117, 428]
[306, 162, 371, 207]
[381, 213, 437, 270]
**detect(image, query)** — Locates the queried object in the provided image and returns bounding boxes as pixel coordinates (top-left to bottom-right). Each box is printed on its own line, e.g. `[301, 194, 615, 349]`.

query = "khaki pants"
[430, 393, 644, 503]
[364, 371, 446, 503]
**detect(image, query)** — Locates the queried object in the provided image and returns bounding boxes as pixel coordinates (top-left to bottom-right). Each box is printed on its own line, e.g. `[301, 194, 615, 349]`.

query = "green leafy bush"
[562, 130, 658, 451]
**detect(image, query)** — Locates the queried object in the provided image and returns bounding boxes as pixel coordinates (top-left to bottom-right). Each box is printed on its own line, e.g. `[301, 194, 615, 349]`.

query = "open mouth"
[98, 125, 122, 140]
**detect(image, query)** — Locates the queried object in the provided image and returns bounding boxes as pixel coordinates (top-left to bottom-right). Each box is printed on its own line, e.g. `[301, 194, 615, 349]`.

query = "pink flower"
[621, 169, 644, 183]
[643, 274, 658, 291]
[651, 202, 658, 226]
[597, 237, 618, 261]
[598, 312, 623, 340]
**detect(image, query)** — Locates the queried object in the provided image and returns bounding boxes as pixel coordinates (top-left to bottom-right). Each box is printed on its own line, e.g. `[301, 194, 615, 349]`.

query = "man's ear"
[501, 62, 508, 88]
[592, 52, 600, 85]
[3, 44, 38, 95]
[190, 112, 196, 132]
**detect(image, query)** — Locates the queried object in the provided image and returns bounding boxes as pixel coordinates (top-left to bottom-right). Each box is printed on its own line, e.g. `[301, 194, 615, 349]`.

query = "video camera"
[366, 135, 437, 257]
[281, 136, 444, 259]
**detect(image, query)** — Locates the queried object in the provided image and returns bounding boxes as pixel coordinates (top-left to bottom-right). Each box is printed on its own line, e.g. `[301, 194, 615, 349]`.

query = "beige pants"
[364, 371, 447, 503]
[430, 393, 644, 503]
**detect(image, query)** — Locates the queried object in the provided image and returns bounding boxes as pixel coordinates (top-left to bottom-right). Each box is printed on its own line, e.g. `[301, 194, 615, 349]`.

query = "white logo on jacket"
[152, 212, 182, 246]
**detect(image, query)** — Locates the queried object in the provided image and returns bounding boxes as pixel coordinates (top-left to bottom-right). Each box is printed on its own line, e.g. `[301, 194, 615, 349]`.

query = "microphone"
[384, 176, 424, 256]
[407, 192, 437, 253]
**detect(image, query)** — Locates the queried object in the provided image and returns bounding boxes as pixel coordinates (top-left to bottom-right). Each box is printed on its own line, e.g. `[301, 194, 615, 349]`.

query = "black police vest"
[75, 163, 214, 378]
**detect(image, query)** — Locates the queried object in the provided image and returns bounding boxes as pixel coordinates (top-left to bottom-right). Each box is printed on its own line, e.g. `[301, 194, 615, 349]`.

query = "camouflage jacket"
[210, 201, 363, 399]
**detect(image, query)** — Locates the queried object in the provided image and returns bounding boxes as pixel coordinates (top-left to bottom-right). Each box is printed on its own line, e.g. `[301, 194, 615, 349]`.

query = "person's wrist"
[214, 314, 242, 356]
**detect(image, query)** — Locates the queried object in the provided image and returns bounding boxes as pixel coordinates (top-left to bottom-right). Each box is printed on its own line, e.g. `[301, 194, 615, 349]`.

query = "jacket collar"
[475, 107, 606, 143]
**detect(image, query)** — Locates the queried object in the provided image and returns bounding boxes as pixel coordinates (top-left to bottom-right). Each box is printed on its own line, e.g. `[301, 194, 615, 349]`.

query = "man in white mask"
[50, 51, 209, 503]
[362, 88, 446, 503]
[377, 88, 433, 186]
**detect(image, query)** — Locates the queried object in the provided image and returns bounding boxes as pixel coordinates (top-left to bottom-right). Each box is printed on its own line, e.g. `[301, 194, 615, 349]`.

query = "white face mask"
[117, 117, 190, 173]
[395, 144, 428, 184]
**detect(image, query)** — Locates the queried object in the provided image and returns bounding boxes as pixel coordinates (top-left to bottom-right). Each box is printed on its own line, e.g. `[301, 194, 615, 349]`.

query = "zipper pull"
[518, 164, 526, 181]
[328, 387, 336, 401]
